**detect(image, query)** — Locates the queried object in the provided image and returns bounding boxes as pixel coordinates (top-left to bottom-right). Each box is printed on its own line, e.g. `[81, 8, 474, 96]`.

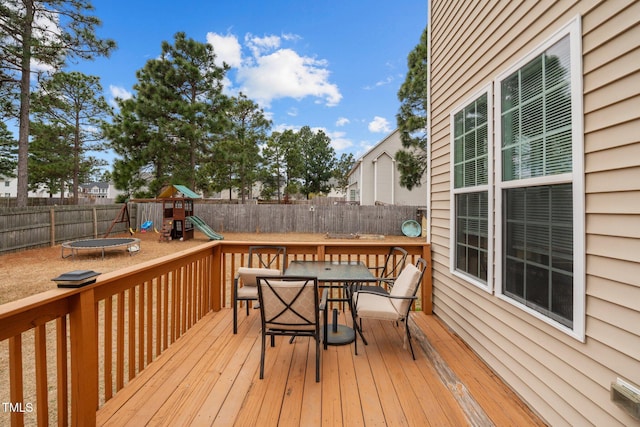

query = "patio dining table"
[284, 260, 378, 346]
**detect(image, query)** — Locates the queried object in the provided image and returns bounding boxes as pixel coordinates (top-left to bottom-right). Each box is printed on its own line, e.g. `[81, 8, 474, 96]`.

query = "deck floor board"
[97, 309, 546, 426]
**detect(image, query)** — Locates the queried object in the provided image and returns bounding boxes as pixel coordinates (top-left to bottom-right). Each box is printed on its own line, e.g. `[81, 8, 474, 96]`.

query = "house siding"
[348, 130, 428, 206]
[429, 1, 640, 426]
[373, 153, 394, 204]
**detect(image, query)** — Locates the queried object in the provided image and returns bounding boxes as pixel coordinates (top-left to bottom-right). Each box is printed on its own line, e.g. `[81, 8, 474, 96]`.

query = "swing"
[140, 204, 154, 233]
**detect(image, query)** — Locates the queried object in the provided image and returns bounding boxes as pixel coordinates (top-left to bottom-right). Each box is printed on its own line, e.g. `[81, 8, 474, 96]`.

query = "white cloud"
[307, 127, 352, 152]
[220, 76, 237, 97]
[336, 117, 350, 127]
[326, 130, 352, 151]
[24, 9, 61, 77]
[282, 33, 301, 42]
[375, 75, 394, 87]
[30, 60, 56, 75]
[271, 123, 300, 134]
[208, 31, 341, 108]
[206, 32, 243, 68]
[368, 116, 391, 133]
[245, 33, 281, 57]
[270, 124, 351, 152]
[109, 85, 132, 100]
[262, 110, 274, 122]
[363, 75, 395, 91]
[108, 85, 133, 108]
[237, 48, 341, 107]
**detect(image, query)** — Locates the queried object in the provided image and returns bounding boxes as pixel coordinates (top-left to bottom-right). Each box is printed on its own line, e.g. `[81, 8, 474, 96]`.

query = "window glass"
[501, 35, 572, 181]
[499, 32, 577, 328]
[453, 92, 489, 284]
[454, 93, 489, 189]
[503, 184, 573, 327]
[456, 192, 489, 281]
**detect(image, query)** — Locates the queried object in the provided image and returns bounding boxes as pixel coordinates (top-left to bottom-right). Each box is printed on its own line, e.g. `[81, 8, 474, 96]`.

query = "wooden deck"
[96, 308, 546, 426]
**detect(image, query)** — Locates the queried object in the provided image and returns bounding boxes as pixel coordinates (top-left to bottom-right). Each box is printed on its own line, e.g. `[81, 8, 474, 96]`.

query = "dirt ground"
[0, 231, 422, 305]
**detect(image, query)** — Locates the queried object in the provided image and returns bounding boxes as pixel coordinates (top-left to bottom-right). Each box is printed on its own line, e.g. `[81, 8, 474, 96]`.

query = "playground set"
[61, 185, 221, 260]
[139, 184, 223, 242]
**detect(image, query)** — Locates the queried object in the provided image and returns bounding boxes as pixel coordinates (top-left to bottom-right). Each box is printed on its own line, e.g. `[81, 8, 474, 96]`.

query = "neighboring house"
[0, 175, 12, 198]
[79, 182, 107, 199]
[347, 129, 427, 205]
[78, 182, 124, 200]
[214, 178, 345, 202]
[0, 174, 66, 198]
[0, 175, 124, 201]
[213, 183, 267, 202]
[428, 2, 639, 426]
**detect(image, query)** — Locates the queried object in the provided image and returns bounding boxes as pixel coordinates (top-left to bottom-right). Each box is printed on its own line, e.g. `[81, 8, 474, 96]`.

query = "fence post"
[93, 208, 98, 238]
[69, 289, 98, 426]
[50, 207, 55, 247]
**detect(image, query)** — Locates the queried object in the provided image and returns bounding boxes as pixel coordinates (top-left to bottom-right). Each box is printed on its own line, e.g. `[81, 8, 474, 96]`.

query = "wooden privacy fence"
[136, 203, 425, 236]
[0, 203, 425, 255]
[0, 205, 137, 255]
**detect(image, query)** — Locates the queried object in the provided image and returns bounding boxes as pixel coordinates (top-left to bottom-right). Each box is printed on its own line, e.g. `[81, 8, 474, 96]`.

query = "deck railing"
[0, 240, 430, 426]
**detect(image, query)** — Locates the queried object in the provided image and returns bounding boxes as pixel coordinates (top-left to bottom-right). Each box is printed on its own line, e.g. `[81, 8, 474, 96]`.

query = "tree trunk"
[73, 114, 80, 204]
[16, 1, 35, 208]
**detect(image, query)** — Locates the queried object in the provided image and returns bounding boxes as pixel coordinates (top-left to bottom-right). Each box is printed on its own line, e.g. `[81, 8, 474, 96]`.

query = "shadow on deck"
[96, 308, 546, 426]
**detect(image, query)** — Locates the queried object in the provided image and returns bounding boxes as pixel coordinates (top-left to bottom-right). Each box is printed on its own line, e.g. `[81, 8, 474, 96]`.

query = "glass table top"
[284, 260, 377, 282]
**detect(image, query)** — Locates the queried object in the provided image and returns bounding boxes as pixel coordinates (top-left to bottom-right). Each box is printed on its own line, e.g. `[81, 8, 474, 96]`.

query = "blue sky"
[73, 0, 427, 159]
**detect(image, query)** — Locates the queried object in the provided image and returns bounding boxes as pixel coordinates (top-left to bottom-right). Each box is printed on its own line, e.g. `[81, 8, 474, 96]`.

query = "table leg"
[324, 308, 355, 346]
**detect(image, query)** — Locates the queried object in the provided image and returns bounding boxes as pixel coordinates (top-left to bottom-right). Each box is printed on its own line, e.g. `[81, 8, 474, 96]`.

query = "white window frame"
[494, 16, 585, 341]
[449, 84, 494, 292]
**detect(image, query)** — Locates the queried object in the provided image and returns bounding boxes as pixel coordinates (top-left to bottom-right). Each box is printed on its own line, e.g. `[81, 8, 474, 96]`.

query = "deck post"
[210, 244, 223, 311]
[421, 245, 433, 314]
[316, 244, 326, 261]
[69, 289, 98, 426]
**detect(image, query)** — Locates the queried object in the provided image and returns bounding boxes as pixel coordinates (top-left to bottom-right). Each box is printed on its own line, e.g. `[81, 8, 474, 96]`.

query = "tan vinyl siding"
[588, 275, 640, 312]
[350, 130, 428, 206]
[586, 119, 639, 152]
[587, 253, 640, 291]
[429, 0, 640, 425]
[587, 213, 640, 238]
[374, 154, 393, 204]
[585, 141, 640, 172]
[587, 190, 640, 214]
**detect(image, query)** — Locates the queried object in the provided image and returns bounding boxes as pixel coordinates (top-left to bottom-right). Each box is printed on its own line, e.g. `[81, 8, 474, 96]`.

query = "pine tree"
[31, 71, 110, 203]
[0, 0, 115, 206]
[220, 93, 271, 202]
[105, 32, 228, 197]
[395, 27, 428, 190]
[298, 126, 336, 199]
[0, 123, 17, 177]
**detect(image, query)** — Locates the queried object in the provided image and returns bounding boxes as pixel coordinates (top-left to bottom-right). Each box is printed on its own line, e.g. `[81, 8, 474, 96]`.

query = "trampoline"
[62, 238, 141, 260]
